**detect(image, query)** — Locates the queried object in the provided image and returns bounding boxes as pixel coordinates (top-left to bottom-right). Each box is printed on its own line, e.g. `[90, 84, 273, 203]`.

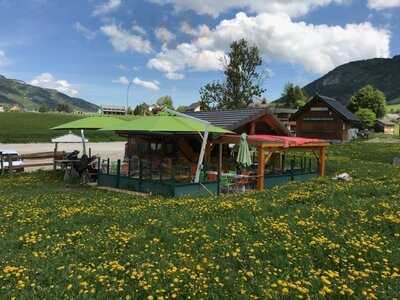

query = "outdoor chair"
[65, 150, 80, 161]
[71, 155, 98, 183]
[87, 156, 98, 181]
[220, 173, 236, 193]
[236, 170, 252, 192]
[121, 163, 129, 176]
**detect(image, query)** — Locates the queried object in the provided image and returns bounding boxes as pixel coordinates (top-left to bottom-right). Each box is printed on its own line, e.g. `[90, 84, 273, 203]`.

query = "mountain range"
[303, 55, 400, 105]
[0, 75, 99, 112]
[2, 55, 400, 112]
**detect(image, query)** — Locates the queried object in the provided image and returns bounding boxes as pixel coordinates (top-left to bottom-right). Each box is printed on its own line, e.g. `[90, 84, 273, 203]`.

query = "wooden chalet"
[110, 109, 328, 196]
[376, 118, 396, 135]
[270, 108, 298, 133]
[53, 111, 329, 198]
[290, 94, 359, 141]
[122, 108, 289, 182]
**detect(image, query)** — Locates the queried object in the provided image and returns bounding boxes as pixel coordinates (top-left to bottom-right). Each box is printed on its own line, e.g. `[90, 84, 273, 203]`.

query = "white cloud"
[154, 27, 176, 44]
[180, 21, 210, 37]
[74, 22, 96, 40]
[112, 76, 130, 85]
[101, 24, 153, 53]
[132, 24, 147, 35]
[133, 77, 160, 91]
[113, 75, 160, 91]
[30, 73, 79, 97]
[147, 43, 226, 79]
[150, 0, 348, 18]
[93, 0, 121, 16]
[148, 12, 390, 78]
[368, 0, 400, 10]
[0, 50, 8, 66]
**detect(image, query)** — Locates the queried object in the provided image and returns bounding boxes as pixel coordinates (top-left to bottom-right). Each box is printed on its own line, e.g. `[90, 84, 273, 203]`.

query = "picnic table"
[221, 172, 258, 193]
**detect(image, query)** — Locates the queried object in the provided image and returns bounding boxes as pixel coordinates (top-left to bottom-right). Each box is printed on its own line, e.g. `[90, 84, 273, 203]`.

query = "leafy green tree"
[156, 96, 174, 109]
[281, 83, 308, 108]
[133, 103, 150, 115]
[200, 39, 265, 110]
[356, 108, 377, 129]
[348, 85, 386, 118]
[56, 103, 73, 113]
[176, 106, 188, 113]
[199, 81, 226, 111]
[38, 104, 49, 113]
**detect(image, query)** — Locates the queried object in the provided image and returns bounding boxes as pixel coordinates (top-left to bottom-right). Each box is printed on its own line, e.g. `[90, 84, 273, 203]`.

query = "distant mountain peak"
[303, 56, 400, 105]
[0, 74, 99, 112]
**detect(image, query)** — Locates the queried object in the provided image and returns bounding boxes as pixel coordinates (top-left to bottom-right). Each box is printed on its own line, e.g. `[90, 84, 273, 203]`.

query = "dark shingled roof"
[185, 107, 289, 135]
[377, 118, 395, 126]
[291, 94, 359, 122]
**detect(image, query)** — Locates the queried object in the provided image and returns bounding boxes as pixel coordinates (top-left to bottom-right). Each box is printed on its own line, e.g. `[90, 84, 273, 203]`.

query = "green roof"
[100, 115, 232, 134]
[51, 116, 129, 130]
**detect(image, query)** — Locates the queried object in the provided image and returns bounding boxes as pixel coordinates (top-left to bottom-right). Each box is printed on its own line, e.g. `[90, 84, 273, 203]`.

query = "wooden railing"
[0, 151, 65, 174]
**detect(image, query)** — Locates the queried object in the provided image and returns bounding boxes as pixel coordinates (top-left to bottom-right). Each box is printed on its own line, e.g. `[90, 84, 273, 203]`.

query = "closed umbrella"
[236, 133, 252, 168]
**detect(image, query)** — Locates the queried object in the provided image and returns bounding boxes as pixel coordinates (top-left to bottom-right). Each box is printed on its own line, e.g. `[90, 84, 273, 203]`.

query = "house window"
[310, 107, 329, 111]
[303, 117, 334, 121]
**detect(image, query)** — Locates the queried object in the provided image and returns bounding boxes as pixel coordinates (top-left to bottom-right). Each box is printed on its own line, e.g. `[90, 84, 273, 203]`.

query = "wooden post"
[107, 158, 110, 175]
[319, 147, 326, 177]
[217, 143, 222, 196]
[97, 157, 101, 175]
[128, 157, 132, 177]
[0, 152, 3, 175]
[116, 159, 121, 188]
[8, 155, 13, 173]
[257, 145, 265, 191]
[290, 158, 295, 181]
[53, 143, 58, 170]
[249, 122, 256, 135]
[139, 159, 143, 191]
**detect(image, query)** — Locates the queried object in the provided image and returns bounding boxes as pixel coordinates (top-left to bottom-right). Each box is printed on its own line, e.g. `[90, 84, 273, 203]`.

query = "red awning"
[247, 135, 327, 148]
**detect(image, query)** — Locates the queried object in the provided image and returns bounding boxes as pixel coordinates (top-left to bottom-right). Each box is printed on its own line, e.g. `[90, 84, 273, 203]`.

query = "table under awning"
[216, 134, 329, 191]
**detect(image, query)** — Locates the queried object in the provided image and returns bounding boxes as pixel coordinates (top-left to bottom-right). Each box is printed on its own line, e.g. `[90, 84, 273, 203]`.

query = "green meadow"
[0, 141, 399, 299]
[0, 112, 124, 143]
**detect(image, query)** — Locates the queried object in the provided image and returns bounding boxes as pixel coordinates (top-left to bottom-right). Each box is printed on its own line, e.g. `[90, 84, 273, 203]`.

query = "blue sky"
[0, 0, 399, 108]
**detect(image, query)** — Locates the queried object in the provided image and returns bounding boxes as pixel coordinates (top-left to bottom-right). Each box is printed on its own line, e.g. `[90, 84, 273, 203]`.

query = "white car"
[0, 150, 24, 172]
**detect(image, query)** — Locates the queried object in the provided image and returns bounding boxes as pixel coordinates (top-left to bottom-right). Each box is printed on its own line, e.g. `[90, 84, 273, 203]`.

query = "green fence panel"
[292, 173, 317, 182]
[174, 182, 218, 198]
[264, 175, 291, 189]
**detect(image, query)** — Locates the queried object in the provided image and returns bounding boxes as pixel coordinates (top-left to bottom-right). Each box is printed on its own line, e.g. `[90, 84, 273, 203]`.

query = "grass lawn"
[0, 141, 399, 299]
[0, 112, 124, 143]
[387, 103, 400, 113]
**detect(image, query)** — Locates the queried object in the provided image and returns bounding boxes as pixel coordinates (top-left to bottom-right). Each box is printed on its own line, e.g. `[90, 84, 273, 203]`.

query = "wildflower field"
[0, 141, 399, 299]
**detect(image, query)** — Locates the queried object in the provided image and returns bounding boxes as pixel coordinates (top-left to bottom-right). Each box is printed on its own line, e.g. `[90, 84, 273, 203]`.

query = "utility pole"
[126, 78, 133, 116]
